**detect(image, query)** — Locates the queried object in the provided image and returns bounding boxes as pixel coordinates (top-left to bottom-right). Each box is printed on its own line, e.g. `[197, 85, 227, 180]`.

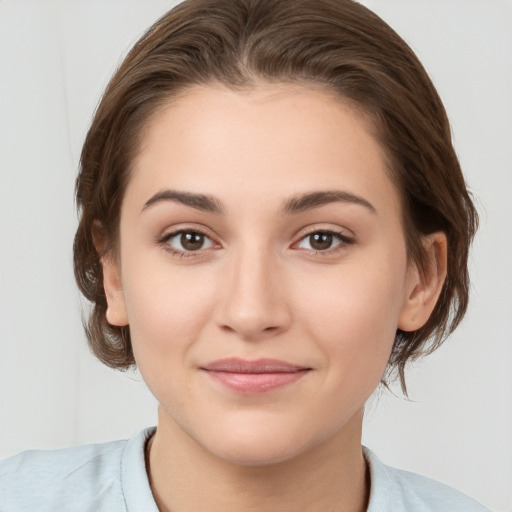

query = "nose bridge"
[216, 240, 291, 339]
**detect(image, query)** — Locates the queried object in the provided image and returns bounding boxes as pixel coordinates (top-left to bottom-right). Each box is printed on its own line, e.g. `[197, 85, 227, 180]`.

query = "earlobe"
[102, 255, 129, 326]
[93, 226, 129, 327]
[398, 232, 447, 332]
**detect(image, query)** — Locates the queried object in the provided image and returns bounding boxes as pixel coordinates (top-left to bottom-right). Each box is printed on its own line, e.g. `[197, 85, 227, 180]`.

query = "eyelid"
[291, 227, 355, 254]
[168, 231, 215, 249]
[158, 225, 222, 256]
[157, 224, 354, 258]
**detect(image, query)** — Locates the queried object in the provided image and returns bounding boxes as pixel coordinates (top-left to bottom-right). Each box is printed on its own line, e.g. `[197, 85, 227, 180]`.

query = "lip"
[200, 358, 312, 394]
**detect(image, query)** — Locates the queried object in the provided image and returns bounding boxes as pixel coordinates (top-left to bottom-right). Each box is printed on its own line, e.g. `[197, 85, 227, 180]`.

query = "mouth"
[200, 358, 312, 394]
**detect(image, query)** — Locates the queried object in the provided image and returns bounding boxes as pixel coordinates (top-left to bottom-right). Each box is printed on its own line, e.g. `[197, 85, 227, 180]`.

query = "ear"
[398, 232, 447, 332]
[93, 226, 129, 327]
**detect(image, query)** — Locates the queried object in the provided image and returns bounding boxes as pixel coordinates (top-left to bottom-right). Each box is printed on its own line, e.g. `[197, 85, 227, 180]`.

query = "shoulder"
[0, 427, 157, 512]
[363, 447, 492, 512]
[0, 438, 127, 512]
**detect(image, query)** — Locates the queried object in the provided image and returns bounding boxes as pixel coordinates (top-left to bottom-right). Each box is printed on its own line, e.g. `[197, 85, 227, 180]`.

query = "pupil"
[310, 232, 332, 250]
[181, 232, 204, 251]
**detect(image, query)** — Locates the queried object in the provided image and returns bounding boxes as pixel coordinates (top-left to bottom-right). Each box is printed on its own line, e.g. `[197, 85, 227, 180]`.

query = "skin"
[101, 83, 446, 512]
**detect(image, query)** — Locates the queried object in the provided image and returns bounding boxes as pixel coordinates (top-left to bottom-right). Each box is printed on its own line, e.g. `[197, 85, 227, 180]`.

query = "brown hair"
[74, 0, 478, 392]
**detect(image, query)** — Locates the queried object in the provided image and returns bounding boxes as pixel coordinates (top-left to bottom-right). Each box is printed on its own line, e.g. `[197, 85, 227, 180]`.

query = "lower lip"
[203, 370, 309, 394]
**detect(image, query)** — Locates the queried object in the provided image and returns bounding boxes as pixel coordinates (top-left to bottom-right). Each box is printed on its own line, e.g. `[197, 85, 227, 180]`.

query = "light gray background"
[0, 1, 510, 510]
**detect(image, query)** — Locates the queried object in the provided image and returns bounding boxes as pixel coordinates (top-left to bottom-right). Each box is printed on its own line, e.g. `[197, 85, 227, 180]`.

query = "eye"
[296, 231, 351, 252]
[163, 230, 215, 253]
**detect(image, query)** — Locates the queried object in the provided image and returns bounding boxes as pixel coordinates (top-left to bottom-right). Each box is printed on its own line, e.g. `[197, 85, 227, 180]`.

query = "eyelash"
[295, 229, 354, 255]
[158, 229, 217, 258]
[158, 228, 354, 258]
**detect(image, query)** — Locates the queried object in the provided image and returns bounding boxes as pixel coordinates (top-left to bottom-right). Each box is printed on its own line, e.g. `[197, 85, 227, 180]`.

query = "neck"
[147, 408, 369, 512]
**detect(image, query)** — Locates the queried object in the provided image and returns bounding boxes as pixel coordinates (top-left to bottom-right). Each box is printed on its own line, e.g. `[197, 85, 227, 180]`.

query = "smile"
[200, 358, 312, 394]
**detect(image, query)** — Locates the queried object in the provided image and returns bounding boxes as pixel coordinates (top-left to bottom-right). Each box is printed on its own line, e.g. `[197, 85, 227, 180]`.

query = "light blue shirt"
[0, 427, 491, 511]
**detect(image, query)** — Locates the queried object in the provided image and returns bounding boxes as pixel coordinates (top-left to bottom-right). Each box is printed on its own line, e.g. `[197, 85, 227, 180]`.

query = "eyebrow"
[141, 189, 376, 216]
[141, 189, 225, 214]
[282, 190, 376, 215]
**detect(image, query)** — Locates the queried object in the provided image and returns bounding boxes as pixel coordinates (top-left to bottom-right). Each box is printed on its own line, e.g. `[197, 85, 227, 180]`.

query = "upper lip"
[200, 358, 310, 373]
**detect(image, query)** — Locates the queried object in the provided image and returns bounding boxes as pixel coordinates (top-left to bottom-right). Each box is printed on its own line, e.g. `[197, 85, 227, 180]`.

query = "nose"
[214, 245, 292, 341]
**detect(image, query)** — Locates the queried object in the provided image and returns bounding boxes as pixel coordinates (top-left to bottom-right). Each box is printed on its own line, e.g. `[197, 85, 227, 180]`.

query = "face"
[103, 84, 437, 466]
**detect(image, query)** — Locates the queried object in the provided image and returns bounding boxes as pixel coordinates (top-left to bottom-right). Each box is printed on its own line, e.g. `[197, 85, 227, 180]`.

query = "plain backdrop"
[0, 1, 510, 510]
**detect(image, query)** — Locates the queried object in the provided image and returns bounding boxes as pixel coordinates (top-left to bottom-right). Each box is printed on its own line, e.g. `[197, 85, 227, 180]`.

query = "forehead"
[127, 83, 400, 218]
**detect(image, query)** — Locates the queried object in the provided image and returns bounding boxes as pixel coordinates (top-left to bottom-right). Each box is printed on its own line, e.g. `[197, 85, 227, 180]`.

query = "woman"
[0, 0, 490, 510]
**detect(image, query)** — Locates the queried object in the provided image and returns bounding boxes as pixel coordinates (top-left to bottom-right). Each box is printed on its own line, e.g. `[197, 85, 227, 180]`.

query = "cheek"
[121, 260, 218, 358]
[296, 254, 407, 373]
[122, 264, 219, 412]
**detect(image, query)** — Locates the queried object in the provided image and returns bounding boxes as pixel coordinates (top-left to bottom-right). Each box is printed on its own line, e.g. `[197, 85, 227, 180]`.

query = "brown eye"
[165, 230, 215, 253]
[309, 232, 334, 250]
[296, 231, 351, 252]
[180, 232, 205, 251]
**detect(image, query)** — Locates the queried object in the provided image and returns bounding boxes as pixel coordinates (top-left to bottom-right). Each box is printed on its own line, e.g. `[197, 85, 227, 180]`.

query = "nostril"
[217, 321, 286, 340]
